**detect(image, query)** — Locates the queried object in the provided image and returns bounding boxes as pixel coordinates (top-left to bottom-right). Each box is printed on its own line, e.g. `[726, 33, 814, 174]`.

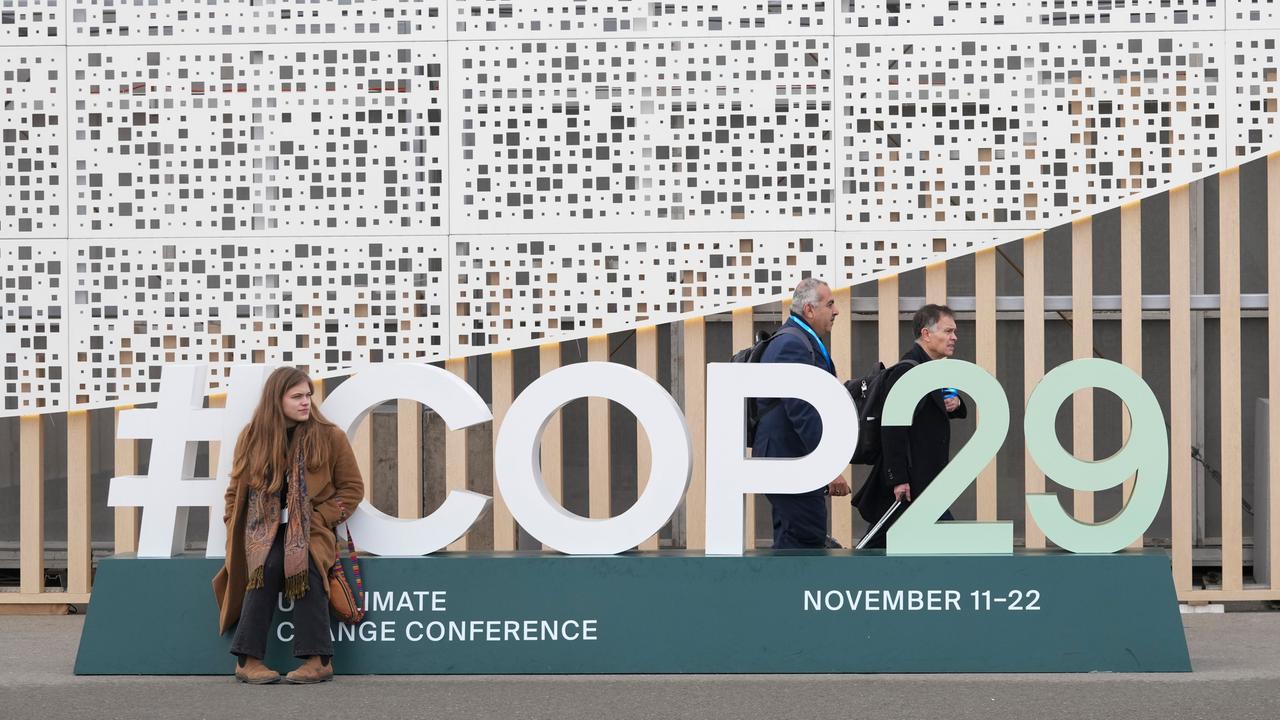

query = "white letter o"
[494, 362, 690, 554]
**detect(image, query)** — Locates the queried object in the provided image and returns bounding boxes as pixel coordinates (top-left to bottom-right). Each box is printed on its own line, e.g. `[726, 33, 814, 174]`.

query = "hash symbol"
[107, 364, 228, 558]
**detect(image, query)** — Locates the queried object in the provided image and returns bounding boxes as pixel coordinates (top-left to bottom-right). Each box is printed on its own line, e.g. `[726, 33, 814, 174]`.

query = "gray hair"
[791, 277, 829, 314]
[912, 304, 955, 339]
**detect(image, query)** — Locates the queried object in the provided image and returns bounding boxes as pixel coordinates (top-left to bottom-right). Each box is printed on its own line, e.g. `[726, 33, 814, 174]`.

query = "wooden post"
[974, 249, 998, 522]
[67, 411, 92, 595]
[397, 399, 422, 520]
[587, 335, 611, 520]
[1189, 184, 1208, 548]
[878, 275, 900, 363]
[925, 262, 947, 305]
[353, 418, 373, 486]
[1169, 186, 1194, 595]
[20, 415, 44, 595]
[1072, 218, 1095, 524]
[445, 357, 469, 551]
[1120, 201, 1144, 549]
[731, 308, 758, 549]
[490, 351, 518, 551]
[540, 343, 564, 514]
[684, 317, 707, 550]
[830, 288, 854, 548]
[114, 406, 140, 555]
[1023, 233, 1047, 550]
[1218, 167, 1243, 592]
[635, 327, 661, 551]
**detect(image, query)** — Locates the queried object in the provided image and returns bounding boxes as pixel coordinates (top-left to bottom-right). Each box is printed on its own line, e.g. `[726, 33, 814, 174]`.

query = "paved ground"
[1, 613, 1279, 720]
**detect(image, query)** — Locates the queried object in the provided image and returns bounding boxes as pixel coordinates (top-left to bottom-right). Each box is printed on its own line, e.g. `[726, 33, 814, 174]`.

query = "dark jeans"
[230, 531, 332, 660]
[860, 508, 955, 549]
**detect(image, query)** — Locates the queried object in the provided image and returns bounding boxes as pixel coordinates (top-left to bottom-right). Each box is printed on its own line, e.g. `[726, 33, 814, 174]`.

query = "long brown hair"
[232, 367, 334, 493]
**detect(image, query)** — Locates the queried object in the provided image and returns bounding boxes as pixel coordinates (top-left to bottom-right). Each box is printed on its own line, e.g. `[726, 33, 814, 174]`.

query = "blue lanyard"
[789, 315, 832, 370]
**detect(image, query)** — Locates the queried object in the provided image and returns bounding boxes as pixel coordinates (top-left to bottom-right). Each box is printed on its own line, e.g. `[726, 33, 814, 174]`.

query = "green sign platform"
[75, 551, 1190, 674]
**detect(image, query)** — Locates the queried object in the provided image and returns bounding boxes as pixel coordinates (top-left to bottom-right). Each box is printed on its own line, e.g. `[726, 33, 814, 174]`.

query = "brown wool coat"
[213, 423, 365, 635]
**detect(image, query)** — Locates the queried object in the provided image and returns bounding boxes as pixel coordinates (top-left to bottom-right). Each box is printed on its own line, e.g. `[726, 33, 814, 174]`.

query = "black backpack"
[731, 325, 814, 446]
[844, 359, 918, 465]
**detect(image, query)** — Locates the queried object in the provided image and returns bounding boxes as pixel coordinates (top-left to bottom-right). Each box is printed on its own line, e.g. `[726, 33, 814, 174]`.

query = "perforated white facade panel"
[450, 37, 834, 233]
[2, 1, 1278, 414]
[452, 232, 832, 352]
[837, 33, 1223, 230]
[69, 43, 448, 237]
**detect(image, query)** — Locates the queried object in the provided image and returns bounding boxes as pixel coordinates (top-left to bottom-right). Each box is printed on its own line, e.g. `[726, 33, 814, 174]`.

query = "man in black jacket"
[853, 304, 967, 549]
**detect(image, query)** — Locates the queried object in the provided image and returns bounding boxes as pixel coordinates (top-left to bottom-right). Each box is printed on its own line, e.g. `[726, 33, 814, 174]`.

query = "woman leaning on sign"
[212, 366, 365, 684]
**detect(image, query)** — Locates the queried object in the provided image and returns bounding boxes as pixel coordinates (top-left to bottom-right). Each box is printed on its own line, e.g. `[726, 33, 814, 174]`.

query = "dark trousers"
[860, 507, 955, 549]
[766, 491, 829, 549]
[230, 531, 332, 660]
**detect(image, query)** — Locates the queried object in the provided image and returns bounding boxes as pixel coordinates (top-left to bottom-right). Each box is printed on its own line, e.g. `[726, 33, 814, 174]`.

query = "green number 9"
[885, 360, 1013, 555]
[1023, 358, 1169, 553]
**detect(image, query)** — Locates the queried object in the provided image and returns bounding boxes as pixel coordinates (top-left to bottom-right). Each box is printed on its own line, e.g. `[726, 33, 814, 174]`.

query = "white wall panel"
[1229, 1, 1280, 28]
[0, 2, 1276, 413]
[451, 232, 831, 352]
[0, 0, 64, 45]
[67, 237, 449, 408]
[450, 37, 834, 234]
[1227, 31, 1280, 159]
[69, 0, 447, 44]
[834, 230, 1019, 284]
[0, 47, 65, 239]
[448, 0, 832, 39]
[840, 1, 1225, 34]
[68, 43, 447, 237]
[1, 240, 67, 412]
[838, 33, 1225, 231]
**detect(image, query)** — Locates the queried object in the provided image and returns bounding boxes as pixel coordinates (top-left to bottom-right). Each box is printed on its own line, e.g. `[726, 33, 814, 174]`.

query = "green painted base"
[75, 551, 1190, 674]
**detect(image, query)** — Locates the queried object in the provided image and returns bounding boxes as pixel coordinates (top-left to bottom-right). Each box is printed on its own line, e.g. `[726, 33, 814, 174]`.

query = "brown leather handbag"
[328, 501, 365, 624]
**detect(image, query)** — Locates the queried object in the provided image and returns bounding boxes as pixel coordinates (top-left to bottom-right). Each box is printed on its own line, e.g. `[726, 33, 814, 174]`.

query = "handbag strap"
[334, 499, 364, 610]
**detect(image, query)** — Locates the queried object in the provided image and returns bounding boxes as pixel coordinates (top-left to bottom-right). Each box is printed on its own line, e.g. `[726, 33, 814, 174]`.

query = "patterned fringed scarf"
[244, 442, 311, 601]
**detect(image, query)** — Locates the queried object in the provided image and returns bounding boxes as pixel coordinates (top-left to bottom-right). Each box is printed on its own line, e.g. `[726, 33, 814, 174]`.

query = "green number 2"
[885, 360, 1013, 555]
[882, 358, 1168, 555]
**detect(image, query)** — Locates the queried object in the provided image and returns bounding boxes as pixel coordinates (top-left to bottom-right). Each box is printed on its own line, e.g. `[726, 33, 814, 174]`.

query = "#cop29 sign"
[109, 357, 1167, 558]
[84, 358, 1189, 675]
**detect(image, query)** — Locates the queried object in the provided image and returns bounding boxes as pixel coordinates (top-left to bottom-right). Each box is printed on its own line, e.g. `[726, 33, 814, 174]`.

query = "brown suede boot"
[285, 656, 334, 684]
[234, 655, 281, 685]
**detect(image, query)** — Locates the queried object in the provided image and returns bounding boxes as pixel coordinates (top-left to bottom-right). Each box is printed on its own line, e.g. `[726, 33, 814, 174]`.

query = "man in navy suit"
[753, 277, 851, 549]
